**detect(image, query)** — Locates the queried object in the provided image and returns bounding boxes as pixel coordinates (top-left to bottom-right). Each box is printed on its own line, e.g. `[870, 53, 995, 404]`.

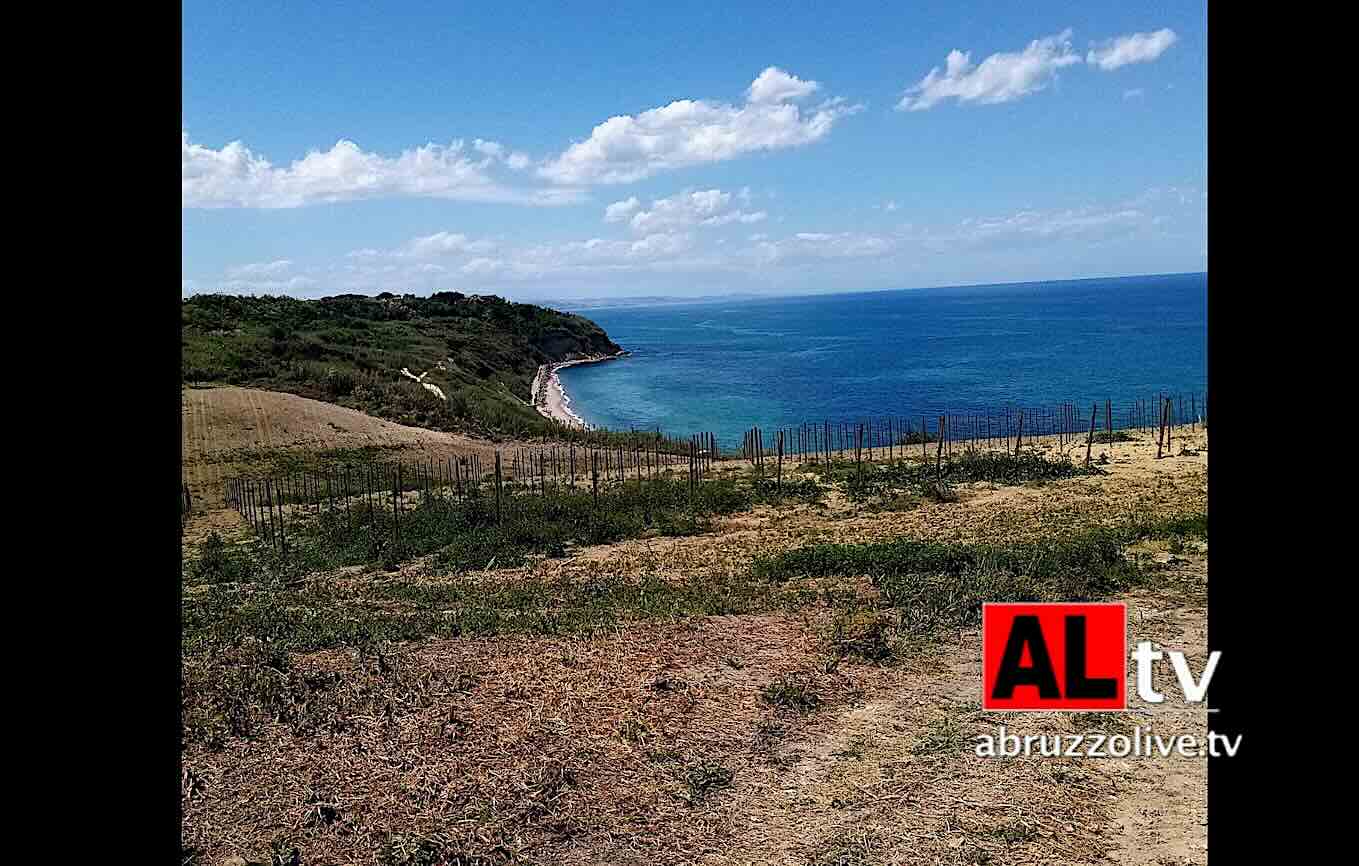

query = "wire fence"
[206, 390, 1205, 552]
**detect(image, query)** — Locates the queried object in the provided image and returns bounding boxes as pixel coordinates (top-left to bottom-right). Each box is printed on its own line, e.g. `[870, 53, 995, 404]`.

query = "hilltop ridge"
[182, 291, 623, 437]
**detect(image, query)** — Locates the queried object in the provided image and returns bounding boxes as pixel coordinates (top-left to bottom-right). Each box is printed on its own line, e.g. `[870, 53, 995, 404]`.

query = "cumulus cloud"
[618, 189, 767, 233]
[539, 68, 859, 185]
[181, 133, 581, 208]
[603, 197, 642, 222]
[188, 186, 1198, 295]
[898, 28, 1176, 111]
[1087, 29, 1177, 71]
[898, 30, 1081, 111]
[747, 67, 820, 104]
[471, 138, 531, 169]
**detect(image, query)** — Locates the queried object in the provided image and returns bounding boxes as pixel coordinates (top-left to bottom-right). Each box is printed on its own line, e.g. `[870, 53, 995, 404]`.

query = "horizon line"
[183, 269, 1208, 309]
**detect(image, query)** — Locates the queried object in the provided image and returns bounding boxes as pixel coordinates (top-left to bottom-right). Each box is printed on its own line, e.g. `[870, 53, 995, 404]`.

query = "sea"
[557, 273, 1206, 449]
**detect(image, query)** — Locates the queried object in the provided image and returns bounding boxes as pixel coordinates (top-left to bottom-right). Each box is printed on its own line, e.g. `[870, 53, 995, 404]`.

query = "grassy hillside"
[182, 292, 623, 437]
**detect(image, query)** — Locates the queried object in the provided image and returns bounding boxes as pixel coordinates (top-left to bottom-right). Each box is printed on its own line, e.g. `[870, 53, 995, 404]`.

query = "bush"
[762, 674, 822, 713]
[751, 525, 1192, 636]
[188, 532, 256, 584]
[827, 606, 897, 663]
[323, 368, 355, 398]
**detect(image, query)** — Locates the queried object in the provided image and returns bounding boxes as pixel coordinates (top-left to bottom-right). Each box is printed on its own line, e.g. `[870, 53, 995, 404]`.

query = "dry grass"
[182, 424, 1209, 866]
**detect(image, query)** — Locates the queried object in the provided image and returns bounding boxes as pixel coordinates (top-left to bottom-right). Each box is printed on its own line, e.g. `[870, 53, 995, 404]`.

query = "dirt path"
[182, 392, 1209, 864]
[697, 558, 1209, 866]
[184, 560, 1208, 866]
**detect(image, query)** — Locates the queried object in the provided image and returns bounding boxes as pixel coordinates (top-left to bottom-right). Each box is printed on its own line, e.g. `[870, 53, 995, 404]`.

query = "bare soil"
[181, 390, 1210, 865]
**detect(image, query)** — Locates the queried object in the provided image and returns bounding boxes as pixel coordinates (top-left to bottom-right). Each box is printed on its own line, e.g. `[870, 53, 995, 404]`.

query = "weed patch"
[678, 762, 735, 805]
[763, 674, 823, 713]
[753, 515, 1206, 637]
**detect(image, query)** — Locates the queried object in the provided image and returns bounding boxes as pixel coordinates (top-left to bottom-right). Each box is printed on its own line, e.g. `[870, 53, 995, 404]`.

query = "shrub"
[188, 532, 256, 584]
[323, 368, 356, 398]
[827, 606, 897, 663]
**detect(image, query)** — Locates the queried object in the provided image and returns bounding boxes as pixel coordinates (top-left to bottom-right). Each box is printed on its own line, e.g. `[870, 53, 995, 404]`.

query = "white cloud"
[960, 207, 1145, 242]
[181, 132, 581, 208]
[184, 275, 319, 296]
[903, 203, 1157, 254]
[898, 28, 1175, 111]
[747, 67, 820, 104]
[539, 68, 859, 184]
[447, 231, 712, 281]
[753, 231, 898, 265]
[460, 258, 503, 276]
[603, 197, 642, 222]
[704, 210, 768, 227]
[628, 233, 693, 258]
[621, 188, 766, 233]
[1123, 88, 1145, 100]
[401, 231, 497, 258]
[338, 232, 497, 265]
[226, 259, 294, 278]
[189, 185, 1199, 296]
[472, 139, 505, 158]
[1087, 29, 1177, 71]
[898, 30, 1081, 111]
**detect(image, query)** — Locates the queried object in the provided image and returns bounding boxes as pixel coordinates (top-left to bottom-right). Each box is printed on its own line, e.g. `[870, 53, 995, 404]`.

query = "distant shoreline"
[530, 351, 627, 428]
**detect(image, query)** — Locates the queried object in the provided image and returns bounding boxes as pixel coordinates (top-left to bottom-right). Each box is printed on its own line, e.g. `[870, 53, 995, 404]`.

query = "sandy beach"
[530, 351, 626, 428]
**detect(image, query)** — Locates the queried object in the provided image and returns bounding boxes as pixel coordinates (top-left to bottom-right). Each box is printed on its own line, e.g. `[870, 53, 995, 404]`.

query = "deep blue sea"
[558, 273, 1206, 449]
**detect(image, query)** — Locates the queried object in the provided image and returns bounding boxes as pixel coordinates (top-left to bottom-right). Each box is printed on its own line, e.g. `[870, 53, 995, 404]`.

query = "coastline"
[530, 351, 627, 428]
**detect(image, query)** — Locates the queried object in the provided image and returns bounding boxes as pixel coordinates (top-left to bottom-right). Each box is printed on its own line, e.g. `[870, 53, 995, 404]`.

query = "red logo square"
[982, 603, 1126, 710]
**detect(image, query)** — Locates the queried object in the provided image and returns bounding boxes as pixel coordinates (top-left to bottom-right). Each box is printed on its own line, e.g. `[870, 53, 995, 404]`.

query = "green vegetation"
[185, 491, 1206, 658]
[749, 474, 825, 504]
[189, 532, 258, 585]
[753, 514, 1206, 638]
[679, 762, 735, 805]
[1093, 430, 1138, 444]
[182, 572, 779, 657]
[825, 604, 896, 663]
[182, 291, 622, 437]
[210, 474, 755, 582]
[811, 450, 1102, 503]
[181, 511, 1205, 756]
[762, 674, 823, 713]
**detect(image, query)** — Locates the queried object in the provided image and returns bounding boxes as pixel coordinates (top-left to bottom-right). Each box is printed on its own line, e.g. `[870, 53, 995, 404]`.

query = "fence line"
[209, 389, 1205, 553]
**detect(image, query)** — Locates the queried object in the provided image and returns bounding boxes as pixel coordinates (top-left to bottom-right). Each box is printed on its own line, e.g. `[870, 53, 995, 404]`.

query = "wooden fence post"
[935, 415, 945, 477]
[1156, 399, 1168, 458]
[494, 452, 503, 524]
[777, 430, 784, 490]
[1085, 403, 1098, 468]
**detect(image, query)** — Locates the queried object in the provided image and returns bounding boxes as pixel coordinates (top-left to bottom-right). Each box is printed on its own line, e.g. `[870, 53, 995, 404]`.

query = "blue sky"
[182, 0, 1206, 301]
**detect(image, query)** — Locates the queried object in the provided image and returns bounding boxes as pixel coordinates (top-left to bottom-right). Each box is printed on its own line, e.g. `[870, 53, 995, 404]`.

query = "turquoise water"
[558, 273, 1206, 448]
